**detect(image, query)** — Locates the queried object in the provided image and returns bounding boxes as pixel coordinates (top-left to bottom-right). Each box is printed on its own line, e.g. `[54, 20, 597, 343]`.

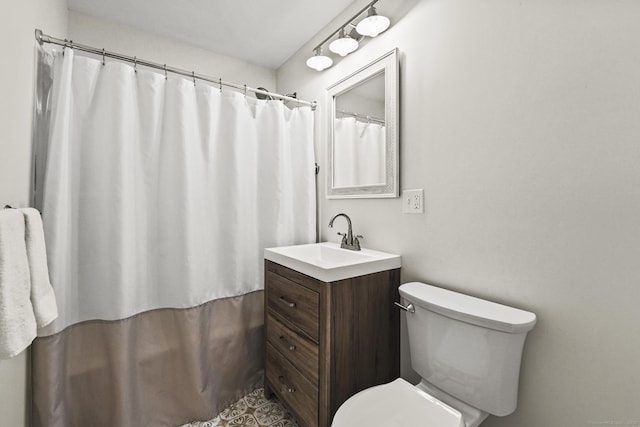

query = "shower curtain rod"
[337, 109, 385, 125]
[35, 29, 317, 110]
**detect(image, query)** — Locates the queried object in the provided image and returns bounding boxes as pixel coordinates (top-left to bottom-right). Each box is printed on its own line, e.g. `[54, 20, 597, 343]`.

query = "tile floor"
[180, 388, 298, 427]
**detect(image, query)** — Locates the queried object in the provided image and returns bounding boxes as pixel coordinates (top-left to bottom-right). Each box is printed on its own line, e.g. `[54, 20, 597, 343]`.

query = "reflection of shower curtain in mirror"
[333, 117, 386, 188]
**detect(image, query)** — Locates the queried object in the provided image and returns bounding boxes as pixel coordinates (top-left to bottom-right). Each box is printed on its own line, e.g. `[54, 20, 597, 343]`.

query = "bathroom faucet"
[328, 213, 362, 251]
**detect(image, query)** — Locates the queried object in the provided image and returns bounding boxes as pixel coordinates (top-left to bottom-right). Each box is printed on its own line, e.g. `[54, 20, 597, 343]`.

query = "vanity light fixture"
[329, 28, 359, 57]
[355, 6, 390, 37]
[306, 47, 333, 71]
[305, 0, 390, 71]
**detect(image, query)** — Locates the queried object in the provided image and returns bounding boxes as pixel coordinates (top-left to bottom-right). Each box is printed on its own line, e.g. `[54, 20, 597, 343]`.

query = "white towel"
[21, 208, 58, 328]
[0, 209, 37, 359]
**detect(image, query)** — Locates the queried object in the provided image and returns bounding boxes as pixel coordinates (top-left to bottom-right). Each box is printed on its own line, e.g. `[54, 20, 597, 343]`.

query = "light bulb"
[329, 29, 359, 57]
[306, 48, 333, 71]
[356, 6, 390, 37]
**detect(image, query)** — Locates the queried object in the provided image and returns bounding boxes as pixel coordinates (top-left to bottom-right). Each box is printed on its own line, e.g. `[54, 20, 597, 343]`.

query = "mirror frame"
[326, 48, 399, 199]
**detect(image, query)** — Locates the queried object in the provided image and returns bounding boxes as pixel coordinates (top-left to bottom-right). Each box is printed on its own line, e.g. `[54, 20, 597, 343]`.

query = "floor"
[180, 388, 298, 427]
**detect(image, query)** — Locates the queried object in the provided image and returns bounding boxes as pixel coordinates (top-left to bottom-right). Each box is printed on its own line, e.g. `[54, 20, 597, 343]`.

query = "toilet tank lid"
[399, 282, 537, 333]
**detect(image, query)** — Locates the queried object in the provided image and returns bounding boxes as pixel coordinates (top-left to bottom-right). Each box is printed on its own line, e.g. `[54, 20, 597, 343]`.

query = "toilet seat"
[332, 378, 465, 427]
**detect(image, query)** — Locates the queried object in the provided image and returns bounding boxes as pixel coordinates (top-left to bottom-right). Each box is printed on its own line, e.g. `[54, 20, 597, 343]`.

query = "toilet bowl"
[332, 282, 536, 427]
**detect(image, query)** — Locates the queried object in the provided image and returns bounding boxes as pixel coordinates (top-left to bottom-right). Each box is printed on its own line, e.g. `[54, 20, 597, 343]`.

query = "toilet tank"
[399, 282, 536, 417]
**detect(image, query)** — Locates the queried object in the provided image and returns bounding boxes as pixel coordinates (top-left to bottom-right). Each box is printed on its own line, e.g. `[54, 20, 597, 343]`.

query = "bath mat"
[180, 388, 298, 427]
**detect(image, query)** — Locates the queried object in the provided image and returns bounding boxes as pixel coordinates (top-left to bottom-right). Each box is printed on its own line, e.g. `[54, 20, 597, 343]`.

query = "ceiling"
[67, 0, 357, 69]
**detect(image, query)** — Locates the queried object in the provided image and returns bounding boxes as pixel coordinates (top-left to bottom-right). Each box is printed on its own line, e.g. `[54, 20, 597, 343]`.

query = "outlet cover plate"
[402, 189, 424, 214]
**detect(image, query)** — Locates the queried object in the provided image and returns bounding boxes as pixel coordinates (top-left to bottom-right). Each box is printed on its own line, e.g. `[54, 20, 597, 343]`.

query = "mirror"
[326, 48, 399, 198]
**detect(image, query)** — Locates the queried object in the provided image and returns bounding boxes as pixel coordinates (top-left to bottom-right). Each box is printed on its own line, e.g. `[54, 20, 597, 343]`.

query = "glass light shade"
[356, 8, 390, 37]
[306, 52, 333, 71]
[329, 36, 359, 57]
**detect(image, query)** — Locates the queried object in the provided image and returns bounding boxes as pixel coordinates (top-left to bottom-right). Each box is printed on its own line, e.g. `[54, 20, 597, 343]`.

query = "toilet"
[332, 282, 537, 427]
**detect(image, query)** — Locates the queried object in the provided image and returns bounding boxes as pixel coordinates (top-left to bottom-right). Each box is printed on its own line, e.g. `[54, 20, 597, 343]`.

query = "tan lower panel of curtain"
[32, 291, 265, 427]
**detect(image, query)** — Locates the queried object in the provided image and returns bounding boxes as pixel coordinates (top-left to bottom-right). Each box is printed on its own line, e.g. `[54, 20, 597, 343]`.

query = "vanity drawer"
[266, 271, 319, 342]
[267, 314, 318, 386]
[267, 342, 318, 427]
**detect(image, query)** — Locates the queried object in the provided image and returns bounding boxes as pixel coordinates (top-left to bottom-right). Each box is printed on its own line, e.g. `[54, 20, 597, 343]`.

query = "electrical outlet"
[402, 189, 424, 214]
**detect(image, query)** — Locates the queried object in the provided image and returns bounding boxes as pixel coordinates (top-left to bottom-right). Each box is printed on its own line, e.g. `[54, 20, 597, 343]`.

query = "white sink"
[264, 242, 401, 282]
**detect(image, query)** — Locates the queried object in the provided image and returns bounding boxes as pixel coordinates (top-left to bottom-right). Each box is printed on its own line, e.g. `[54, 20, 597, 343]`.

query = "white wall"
[68, 11, 277, 94]
[0, 1, 68, 425]
[277, 0, 640, 426]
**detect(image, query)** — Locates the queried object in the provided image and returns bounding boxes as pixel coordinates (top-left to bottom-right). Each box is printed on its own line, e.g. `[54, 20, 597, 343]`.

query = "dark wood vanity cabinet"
[264, 260, 400, 427]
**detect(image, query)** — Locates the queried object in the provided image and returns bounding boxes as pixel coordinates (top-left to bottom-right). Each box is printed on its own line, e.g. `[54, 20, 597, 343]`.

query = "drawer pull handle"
[279, 296, 296, 308]
[279, 335, 296, 352]
[278, 376, 296, 393]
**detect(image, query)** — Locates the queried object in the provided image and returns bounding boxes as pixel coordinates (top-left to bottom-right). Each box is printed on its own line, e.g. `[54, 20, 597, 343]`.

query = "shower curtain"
[31, 47, 315, 427]
[333, 117, 385, 188]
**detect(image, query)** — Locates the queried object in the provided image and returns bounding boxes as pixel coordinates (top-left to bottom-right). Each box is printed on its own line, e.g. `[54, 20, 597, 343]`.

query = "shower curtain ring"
[192, 71, 196, 86]
[164, 64, 167, 80]
[134, 56, 137, 73]
[219, 78, 222, 93]
[244, 84, 247, 97]
[64, 40, 72, 55]
[102, 48, 106, 66]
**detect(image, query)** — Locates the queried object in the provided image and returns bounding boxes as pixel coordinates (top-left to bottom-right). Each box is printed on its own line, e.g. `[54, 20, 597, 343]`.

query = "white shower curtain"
[333, 117, 385, 188]
[39, 48, 314, 334]
[32, 47, 315, 427]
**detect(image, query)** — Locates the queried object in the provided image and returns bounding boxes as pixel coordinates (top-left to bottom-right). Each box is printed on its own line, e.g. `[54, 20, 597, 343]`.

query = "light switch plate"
[402, 189, 424, 214]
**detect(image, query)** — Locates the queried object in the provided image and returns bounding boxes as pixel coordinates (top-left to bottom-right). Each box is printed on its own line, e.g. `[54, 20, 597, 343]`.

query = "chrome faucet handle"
[354, 235, 363, 250]
[353, 234, 362, 250]
[337, 232, 348, 246]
